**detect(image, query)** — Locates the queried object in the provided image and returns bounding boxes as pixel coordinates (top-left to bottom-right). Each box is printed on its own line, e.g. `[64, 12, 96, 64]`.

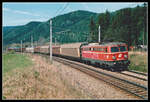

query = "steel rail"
[127, 70, 148, 76]
[117, 72, 147, 81]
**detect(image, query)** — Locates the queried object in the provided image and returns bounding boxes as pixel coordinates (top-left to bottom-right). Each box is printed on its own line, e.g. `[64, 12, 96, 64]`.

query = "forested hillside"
[3, 3, 147, 48]
[89, 3, 147, 47]
[3, 10, 97, 46]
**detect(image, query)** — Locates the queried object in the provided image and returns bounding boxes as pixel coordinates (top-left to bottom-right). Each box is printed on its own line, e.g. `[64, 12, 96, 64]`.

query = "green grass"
[128, 52, 148, 73]
[2, 95, 6, 99]
[2, 53, 33, 75]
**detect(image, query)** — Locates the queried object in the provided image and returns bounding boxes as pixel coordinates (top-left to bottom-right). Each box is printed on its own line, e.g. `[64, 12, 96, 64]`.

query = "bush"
[8, 50, 15, 54]
[128, 51, 147, 72]
[2, 96, 6, 99]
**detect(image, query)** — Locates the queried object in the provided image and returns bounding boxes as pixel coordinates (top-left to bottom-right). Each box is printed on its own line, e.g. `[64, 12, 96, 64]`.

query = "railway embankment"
[3, 53, 139, 99]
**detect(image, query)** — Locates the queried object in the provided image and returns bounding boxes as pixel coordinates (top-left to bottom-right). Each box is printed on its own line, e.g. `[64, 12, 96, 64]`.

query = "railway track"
[51, 56, 148, 100]
[55, 54, 148, 82]
[91, 64, 147, 82]
[34, 53, 148, 99]
[127, 70, 148, 76]
[117, 71, 147, 81]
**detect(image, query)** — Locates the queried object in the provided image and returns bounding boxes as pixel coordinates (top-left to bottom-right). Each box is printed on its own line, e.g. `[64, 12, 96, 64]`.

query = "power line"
[54, 3, 66, 17]
[53, 3, 69, 18]
[57, 3, 69, 16]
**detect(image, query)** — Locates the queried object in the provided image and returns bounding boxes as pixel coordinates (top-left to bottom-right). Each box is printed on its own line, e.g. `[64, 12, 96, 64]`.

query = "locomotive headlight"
[124, 55, 127, 58]
[118, 54, 122, 57]
[107, 55, 109, 59]
[112, 56, 116, 60]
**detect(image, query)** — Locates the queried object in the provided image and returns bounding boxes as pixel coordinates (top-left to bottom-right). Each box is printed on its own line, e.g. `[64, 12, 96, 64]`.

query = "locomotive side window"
[120, 46, 127, 52]
[93, 48, 98, 51]
[97, 48, 101, 51]
[105, 48, 107, 52]
[84, 47, 91, 51]
[89, 47, 93, 51]
[111, 47, 119, 52]
[93, 48, 95, 51]
[83, 48, 89, 51]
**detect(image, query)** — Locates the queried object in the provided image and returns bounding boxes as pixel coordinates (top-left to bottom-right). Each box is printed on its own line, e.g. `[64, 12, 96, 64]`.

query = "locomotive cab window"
[111, 47, 119, 52]
[120, 46, 127, 52]
[105, 48, 107, 53]
[83, 48, 89, 51]
[98, 48, 102, 51]
[89, 48, 92, 51]
[93, 48, 97, 51]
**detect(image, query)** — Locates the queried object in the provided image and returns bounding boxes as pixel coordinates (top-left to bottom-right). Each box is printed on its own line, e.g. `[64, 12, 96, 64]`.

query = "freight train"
[7, 42, 130, 71]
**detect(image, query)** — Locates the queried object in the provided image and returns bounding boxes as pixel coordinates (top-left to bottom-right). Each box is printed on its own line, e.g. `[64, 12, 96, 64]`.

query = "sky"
[3, 2, 145, 26]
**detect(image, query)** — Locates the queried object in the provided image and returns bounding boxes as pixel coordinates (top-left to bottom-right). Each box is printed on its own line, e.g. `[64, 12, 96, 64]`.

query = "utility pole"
[31, 35, 33, 48]
[31, 35, 34, 53]
[98, 25, 101, 43]
[24, 38, 25, 48]
[50, 19, 52, 64]
[36, 41, 38, 47]
[55, 38, 56, 46]
[143, 32, 144, 46]
[21, 40, 22, 54]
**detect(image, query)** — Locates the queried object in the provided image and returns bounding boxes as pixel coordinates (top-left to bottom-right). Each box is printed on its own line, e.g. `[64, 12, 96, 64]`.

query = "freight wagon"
[25, 47, 34, 53]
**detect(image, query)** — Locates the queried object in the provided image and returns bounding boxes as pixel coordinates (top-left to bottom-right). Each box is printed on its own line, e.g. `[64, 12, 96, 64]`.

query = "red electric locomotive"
[80, 42, 130, 71]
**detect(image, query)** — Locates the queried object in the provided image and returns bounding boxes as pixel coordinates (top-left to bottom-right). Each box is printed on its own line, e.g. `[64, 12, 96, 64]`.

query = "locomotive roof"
[100, 42, 126, 46]
[83, 42, 126, 47]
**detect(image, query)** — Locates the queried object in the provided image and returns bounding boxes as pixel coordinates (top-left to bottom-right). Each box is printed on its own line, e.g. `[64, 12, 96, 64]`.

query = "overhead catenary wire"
[54, 3, 66, 17]
[56, 3, 69, 16]
[50, 3, 71, 35]
[49, 2, 70, 32]
[52, 3, 69, 19]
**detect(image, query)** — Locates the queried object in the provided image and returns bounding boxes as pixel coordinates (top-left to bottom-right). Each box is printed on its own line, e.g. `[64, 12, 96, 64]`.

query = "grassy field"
[2, 53, 33, 99]
[2, 54, 89, 99]
[128, 51, 148, 73]
[2, 53, 33, 75]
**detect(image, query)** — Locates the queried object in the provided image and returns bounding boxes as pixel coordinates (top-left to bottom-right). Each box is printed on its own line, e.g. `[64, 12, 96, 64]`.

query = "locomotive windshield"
[120, 46, 127, 52]
[111, 46, 127, 52]
[111, 47, 119, 52]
